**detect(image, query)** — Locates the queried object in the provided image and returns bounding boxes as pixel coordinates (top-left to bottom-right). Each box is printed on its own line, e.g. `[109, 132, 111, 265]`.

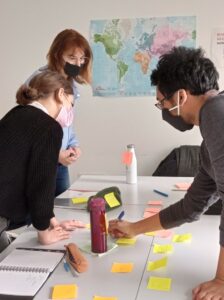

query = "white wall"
[0, 0, 223, 182]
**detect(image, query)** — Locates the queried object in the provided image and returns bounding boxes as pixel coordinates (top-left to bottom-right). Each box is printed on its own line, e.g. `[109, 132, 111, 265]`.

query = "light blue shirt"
[25, 66, 80, 150]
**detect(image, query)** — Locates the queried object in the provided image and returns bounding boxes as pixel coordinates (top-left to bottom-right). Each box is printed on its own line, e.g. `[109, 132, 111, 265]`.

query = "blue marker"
[117, 210, 125, 220]
[153, 189, 168, 197]
[63, 258, 70, 272]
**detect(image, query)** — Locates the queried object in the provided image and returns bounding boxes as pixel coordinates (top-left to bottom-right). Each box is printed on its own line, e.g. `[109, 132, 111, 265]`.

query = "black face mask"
[64, 62, 81, 77]
[162, 109, 194, 132]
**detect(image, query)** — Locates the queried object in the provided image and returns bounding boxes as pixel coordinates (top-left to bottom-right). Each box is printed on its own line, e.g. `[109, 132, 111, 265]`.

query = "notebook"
[0, 248, 64, 299]
[54, 197, 87, 210]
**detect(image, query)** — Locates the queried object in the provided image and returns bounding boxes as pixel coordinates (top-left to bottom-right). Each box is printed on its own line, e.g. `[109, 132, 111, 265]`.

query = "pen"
[153, 189, 169, 197]
[117, 210, 125, 220]
[63, 259, 70, 272]
[16, 247, 65, 253]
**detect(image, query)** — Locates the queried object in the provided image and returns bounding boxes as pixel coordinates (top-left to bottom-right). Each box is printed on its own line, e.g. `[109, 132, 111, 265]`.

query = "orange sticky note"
[111, 262, 133, 273]
[52, 284, 77, 299]
[122, 151, 133, 165]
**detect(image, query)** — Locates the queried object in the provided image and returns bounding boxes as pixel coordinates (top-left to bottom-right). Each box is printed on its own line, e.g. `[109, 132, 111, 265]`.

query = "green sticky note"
[72, 197, 88, 204]
[147, 256, 168, 271]
[147, 276, 172, 291]
[104, 192, 120, 208]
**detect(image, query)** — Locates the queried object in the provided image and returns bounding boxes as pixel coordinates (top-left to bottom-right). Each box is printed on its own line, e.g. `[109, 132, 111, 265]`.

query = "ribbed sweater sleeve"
[26, 122, 62, 230]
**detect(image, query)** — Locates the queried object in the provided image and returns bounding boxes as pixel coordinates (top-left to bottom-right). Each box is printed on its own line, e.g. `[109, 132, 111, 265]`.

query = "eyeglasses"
[154, 97, 167, 110]
[66, 55, 89, 65]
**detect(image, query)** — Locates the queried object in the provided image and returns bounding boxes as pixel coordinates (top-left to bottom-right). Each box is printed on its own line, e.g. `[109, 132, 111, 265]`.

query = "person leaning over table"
[109, 46, 224, 300]
[0, 70, 79, 252]
[26, 29, 93, 196]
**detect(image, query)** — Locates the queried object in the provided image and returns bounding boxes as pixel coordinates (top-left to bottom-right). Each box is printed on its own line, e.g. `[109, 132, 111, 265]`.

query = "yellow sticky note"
[116, 238, 136, 245]
[153, 243, 173, 254]
[111, 262, 133, 273]
[93, 296, 118, 300]
[52, 284, 77, 299]
[72, 197, 88, 204]
[172, 233, 192, 243]
[85, 223, 91, 229]
[147, 256, 168, 271]
[145, 231, 156, 236]
[104, 192, 120, 208]
[147, 276, 172, 291]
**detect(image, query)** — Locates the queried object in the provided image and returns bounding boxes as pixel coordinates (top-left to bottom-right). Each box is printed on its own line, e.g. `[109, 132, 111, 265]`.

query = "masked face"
[56, 105, 74, 127]
[162, 109, 194, 131]
[161, 91, 193, 131]
[64, 62, 81, 77]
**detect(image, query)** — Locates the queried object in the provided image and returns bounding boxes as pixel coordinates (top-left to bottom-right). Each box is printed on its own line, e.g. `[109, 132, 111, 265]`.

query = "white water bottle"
[126, 144, 137, 184]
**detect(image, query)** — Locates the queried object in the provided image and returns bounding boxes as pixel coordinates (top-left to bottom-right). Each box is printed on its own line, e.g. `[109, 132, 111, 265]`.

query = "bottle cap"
[127, 144, 135, 149]
[89, 197, 105, 210]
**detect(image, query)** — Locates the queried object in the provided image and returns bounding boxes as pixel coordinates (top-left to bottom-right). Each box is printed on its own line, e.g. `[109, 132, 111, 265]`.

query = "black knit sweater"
[0, 105, 62, 230]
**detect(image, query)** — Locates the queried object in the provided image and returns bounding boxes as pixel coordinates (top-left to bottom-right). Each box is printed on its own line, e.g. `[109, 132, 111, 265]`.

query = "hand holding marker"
[117, 210, 125, 220]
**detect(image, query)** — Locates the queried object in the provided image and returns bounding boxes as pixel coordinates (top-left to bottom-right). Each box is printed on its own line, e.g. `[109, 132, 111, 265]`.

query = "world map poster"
[90, 16, 196, 97]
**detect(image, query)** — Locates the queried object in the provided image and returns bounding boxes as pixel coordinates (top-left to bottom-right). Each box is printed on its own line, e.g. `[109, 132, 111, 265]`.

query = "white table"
[0, 176, 220, 300]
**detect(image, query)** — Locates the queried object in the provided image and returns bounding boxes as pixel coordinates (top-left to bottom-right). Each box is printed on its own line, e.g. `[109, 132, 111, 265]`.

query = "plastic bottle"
[89, 197, 107, 253]
[126, 144, 137, 184]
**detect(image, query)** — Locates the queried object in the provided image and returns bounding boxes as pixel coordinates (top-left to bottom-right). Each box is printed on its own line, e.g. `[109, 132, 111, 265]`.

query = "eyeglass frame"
[154, 96, 167, 110]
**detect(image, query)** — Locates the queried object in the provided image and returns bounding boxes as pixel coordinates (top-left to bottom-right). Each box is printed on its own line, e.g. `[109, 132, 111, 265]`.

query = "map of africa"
[90, 16, 196, 97]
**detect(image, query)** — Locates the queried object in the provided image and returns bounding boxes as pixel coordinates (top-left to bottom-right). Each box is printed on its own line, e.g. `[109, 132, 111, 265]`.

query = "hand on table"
[192, 278, 224, 300]
[38, 226, 70, 245]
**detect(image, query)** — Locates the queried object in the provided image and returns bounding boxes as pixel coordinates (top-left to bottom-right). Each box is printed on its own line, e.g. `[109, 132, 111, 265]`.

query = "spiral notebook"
[0, 248, 64, 299]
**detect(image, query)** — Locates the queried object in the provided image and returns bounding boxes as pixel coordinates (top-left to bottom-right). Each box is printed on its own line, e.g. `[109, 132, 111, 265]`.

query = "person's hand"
[58, 149, 76, 166]
[108, 219, 136, 238]
[71, 146, 81, 159]
[192, 278, 224, 299]
[58, 220, 84, 231]
[37, 227, 70, 245]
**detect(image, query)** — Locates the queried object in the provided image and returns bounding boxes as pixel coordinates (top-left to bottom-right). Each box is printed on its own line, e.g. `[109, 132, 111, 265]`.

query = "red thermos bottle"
[89, 197, 107, 253]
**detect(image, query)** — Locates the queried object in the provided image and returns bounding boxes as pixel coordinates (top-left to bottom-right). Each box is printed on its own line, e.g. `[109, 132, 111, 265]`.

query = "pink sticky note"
[175, 182, 191, 190]
[155, 230, 173, 238]
[143, 211, 157, 218]
[122, 151, 133, 165]
[148, 200, 163, 206]
[145, 207, 161, 213]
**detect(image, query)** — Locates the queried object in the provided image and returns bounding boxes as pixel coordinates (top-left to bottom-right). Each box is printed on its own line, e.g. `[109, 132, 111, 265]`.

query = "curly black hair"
[151, 46, 219, 98]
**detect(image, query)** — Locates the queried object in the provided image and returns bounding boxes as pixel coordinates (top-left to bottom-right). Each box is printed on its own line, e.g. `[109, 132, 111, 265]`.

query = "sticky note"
[111, 262, 133, 273]
[172, 233, 192, 243]
[153, 243, 173, 254]
[145, 231, 156, 236]
[104, 192, 120, 208]
[85, 223, 91, 229]
[72, 197, 88, 204]
[147, 276, 172, 291]
[52, 284, 78, 299]
[93, 296, 118, 300]
[116, 238, 136, 245]
[147, 200, 163, 206]
[145, 207, 161, 213]
[155, 229, 173, 238]
[143, 211, 157, 218]
[147, 256, 168, 271]
[175, 182, 191, 190]
[122, 151, 133, 165]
